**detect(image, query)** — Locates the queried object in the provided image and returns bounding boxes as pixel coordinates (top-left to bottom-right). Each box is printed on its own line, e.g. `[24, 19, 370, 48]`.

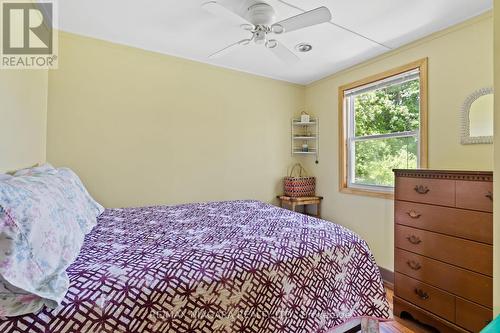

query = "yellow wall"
[0, 70, 48, 172]
[493, 0, 500, 316]
[303, 13, 493, 270]
[46, 33, 304, 208]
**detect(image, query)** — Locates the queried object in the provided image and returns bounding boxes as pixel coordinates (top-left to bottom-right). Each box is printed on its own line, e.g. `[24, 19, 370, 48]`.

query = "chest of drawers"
[393, 170, 493, 333]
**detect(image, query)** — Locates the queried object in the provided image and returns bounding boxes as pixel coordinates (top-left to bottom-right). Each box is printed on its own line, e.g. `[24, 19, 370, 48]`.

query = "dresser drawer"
[456, 181, 493, 213]
[395, 225, 493, 276]
[395, 249, 492, 307]
[395, 177, 455, 206]
[395, 273, 455, 322]
[395, 201, 493, 244]
[456, 298, 492, 332]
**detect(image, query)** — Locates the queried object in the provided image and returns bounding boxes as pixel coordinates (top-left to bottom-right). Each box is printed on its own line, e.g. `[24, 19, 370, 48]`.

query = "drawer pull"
[406, 210, 421, 219]
[486, 191, 493, 201]
[406, 235, 422, 245]
[414, 288, 429, 300]
[414, 185, 430, 194]
[407, 260, 421, 270]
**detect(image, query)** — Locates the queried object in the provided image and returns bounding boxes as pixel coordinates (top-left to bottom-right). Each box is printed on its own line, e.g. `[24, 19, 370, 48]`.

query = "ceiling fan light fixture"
[240, 24, 254, 31]
[271, 24, 284, 34]
[295, 43, 312, 53]
[254, 30, 266, 44]
[266, 39, 278, 49]
[204, 2, 330, 63]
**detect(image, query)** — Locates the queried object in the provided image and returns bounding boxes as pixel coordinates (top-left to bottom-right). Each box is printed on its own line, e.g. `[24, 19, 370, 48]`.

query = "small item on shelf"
[302, 143, 309, 152]
[300, 111, 310, 123]
[284, 163, 316, 197]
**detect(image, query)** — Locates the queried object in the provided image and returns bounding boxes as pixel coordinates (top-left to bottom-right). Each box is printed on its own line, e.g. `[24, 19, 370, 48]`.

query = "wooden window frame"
[339, 58, 428, 199]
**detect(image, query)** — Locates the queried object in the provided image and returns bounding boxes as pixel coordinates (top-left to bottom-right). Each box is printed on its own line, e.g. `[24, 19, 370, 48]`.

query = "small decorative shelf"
[291, 117, 319, 163]
[293, 151, 317, 155]
[292, 121, 317, 126]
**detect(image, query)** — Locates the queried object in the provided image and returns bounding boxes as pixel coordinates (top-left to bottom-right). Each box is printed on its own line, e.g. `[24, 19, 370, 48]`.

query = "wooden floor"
[378, 288, 434, 333]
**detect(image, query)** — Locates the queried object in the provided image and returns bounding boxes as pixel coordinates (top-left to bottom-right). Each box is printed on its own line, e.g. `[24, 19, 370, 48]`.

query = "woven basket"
[284, 163, 316, 197]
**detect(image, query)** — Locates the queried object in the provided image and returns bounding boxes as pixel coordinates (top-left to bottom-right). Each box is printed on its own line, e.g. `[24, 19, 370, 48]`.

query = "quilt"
[0, 200, 390, 332]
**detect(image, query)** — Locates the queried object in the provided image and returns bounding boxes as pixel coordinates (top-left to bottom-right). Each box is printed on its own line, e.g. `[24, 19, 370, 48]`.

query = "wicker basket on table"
[284, 163, 316, 197]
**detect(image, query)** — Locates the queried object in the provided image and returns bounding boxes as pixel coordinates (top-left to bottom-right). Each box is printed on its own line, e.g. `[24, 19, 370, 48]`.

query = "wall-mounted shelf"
[292, 121, 317, 126]
[291, 117, 319, 163]
[293, 151, 317, 155]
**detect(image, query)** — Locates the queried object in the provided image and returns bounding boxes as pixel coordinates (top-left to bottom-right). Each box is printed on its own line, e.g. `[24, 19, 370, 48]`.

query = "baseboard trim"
[379, 266, 394, 290]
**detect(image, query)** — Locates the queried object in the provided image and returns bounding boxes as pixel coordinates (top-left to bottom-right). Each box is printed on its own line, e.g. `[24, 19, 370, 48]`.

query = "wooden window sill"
[340, 187, 395, 200]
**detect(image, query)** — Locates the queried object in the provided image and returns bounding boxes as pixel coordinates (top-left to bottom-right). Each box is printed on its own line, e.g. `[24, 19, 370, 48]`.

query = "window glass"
[345, 69, 422, 190]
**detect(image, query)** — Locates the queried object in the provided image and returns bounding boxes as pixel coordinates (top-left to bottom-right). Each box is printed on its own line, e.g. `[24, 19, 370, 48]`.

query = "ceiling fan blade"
[209, 39, 251, 59]
[267, 41, 299, 64]
[272, 6, 332, 34]
[202, 1, 251, 26]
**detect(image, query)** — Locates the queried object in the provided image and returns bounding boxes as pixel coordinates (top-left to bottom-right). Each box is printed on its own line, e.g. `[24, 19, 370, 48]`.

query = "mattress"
[1, 200, 390, 332]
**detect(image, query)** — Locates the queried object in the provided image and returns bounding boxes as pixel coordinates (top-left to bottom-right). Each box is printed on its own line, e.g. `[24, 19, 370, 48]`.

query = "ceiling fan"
[202, 1, 332, 64]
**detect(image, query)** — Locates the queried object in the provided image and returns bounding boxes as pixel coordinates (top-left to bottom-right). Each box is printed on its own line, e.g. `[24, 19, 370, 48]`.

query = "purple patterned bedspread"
[1, 200, 390, 332]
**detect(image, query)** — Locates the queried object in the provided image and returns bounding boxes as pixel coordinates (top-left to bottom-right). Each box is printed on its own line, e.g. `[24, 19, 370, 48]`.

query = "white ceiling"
[54, 0, 492, 85]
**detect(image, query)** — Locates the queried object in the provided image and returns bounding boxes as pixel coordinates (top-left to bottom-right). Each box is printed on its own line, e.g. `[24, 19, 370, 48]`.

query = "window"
[339, 59, 428, 198]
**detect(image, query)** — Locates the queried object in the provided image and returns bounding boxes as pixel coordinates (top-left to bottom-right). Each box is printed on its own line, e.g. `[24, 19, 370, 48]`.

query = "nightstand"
[277, 195, 323, 218]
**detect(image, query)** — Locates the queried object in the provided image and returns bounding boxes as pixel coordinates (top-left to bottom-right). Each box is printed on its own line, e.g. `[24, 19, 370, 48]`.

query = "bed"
[1, 200, 390, 332]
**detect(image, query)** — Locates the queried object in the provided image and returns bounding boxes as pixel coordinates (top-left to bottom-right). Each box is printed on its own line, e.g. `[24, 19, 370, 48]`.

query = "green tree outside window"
[349, 79, 420, 187]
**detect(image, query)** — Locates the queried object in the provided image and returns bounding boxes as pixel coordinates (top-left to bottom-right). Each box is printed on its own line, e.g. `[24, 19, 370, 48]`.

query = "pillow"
[0, 163, 55, 182]
[56, 168, 105, 232]
[0, 174, 13, 181]
[0, 168, 104, 316]
[13, 163, 57, 177]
